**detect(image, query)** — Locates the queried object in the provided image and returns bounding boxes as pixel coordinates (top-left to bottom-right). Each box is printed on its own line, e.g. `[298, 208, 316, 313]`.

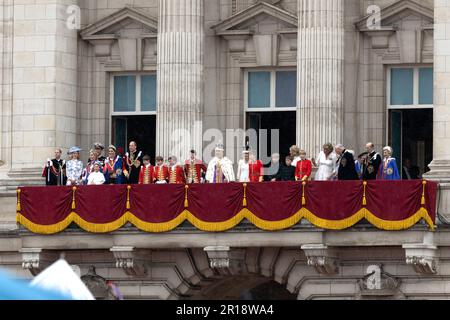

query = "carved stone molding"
[203, 246, 246, 275]
[403, 244, 438, 275]
[19, 248, 56, 276]
[301, 244, 339, 275]
[110, 246, 147, 277]
[357, 265, 401, 298]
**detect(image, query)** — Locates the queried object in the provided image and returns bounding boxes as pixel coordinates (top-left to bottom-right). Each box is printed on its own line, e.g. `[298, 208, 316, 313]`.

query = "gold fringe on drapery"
[16, 206, 436, 234]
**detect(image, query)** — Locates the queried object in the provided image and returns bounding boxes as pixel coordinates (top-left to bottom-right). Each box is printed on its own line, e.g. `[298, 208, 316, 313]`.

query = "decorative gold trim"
[71, 187, 77, 210]
[362, 181, 367, 206]
[302, 181, 306, 206]
[243, 183, 247, 207]
[421, 180, 427, 205]
[16, 206, 435, 235]
[184, 185, 189, 208]
[126, 185, 131, 209]
[16, 189, 21, 212]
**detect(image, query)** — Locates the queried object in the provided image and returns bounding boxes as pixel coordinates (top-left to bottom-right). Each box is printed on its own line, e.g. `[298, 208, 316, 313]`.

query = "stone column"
[9, 0, 78, 174]
[297, 0, 344, 157]
[156, 0, 204, 161]
[427, 1, 450, 219]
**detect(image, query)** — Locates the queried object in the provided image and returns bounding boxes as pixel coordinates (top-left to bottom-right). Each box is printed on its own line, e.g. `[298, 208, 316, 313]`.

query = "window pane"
[114, 76, 136, 112]
[390, 68, 413, 105]
[419, 68, 433, 105]
[141, 75, 157, 111]
[248, 72, 270, 108]
[276, 71, 296, 108]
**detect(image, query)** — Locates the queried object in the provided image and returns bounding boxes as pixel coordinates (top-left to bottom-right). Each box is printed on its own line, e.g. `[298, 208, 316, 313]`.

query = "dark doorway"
[247, 111, 296, 163]
[240, 281, 297, 300]
[389, 109, 433, 177]
[112, 116, 156, 162]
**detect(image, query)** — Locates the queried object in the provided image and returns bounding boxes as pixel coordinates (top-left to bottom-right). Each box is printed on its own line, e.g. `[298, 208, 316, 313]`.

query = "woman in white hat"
[66, 147, 84, 186]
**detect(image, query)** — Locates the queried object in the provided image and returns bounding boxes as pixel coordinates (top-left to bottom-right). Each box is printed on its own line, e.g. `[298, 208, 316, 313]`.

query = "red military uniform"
[295, 159, 312, 181]
[139, 164, 154, 184]
[249, 160, 264, 183]
[184, 159, 207, 184]
[154, 165, 169, 183]
[168, 165, 186, 184]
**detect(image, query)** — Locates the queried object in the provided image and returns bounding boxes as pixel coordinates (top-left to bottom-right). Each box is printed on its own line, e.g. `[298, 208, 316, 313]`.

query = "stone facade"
[1, 0, 450, 300]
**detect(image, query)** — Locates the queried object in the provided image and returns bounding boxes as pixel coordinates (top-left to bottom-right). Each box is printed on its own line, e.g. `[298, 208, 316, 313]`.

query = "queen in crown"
[205, 143, 235, 183]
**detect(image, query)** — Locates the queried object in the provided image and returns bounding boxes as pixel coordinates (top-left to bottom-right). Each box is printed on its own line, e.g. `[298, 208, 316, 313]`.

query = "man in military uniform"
[362, 142, 382, 180]
[184, 150, 207, 184]
[123, 141, 143, 184]
[42, 148, 66, 186]
[93, 142, 107, 164]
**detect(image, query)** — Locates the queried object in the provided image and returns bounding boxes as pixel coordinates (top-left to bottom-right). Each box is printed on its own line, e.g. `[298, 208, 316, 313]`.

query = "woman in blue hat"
[66, 146, 84, 186]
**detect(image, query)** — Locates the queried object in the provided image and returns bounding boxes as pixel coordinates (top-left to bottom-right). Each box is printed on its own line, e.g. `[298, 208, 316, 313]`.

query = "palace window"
[244, 69, 297, 161]
[388, 66, 433, 109]
[112, 74, 157, 114]
[245, 70, 297, 110]
[110, 73, 157, 161]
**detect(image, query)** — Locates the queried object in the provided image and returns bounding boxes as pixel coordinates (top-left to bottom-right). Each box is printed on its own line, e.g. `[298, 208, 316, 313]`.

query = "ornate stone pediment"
[80, 6, 158, 71]
[212, 2, 297, 66]
[356, 0, 434, 63]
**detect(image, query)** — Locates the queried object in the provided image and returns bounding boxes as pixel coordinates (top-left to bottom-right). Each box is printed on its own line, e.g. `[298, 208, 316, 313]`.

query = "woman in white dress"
[237, 150, 250, 182]
[314, 143, 337, 181]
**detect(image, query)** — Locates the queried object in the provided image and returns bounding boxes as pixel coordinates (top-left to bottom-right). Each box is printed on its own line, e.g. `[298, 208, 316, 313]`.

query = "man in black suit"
[335, 144, 359, 180]
[402, 158, 421, 180]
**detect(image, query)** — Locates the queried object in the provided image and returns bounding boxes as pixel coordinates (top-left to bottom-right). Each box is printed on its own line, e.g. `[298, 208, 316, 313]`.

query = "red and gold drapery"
[16, 180, 437, 234]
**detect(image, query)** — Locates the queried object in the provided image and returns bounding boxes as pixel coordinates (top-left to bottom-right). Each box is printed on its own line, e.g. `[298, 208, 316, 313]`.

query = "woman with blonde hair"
[314, 143, 337, 181]
[289, 145, 301, 167]
[377, 146, 400, 180]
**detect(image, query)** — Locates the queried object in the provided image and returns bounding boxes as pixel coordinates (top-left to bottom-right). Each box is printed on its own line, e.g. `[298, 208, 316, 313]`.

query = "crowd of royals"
[43, 140, 413, 187]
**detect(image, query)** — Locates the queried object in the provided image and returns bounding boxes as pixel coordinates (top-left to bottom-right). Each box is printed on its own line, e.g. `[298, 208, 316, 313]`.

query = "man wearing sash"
[184, 150, 207, 184]
[362, 142, 382, 181]
[123, 141, 143, 184]
[42, 148, 66, 186]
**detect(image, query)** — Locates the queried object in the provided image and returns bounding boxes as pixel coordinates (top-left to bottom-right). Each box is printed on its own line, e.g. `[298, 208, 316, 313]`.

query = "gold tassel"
[71, 187, 77, 210]
[16, 189, 21, 212]
[126, 185, 131, 210]
[362, 181, 367, 206]
[184, 185, 189, 208]
[243, 183, 247, 207]
[421, 180, 427, 205]
[302, 181, 306, 206]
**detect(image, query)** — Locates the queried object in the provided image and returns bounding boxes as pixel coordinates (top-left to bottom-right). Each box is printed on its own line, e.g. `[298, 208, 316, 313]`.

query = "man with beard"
[335, 144, 359, 181]
[42, 148, 66, 186]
